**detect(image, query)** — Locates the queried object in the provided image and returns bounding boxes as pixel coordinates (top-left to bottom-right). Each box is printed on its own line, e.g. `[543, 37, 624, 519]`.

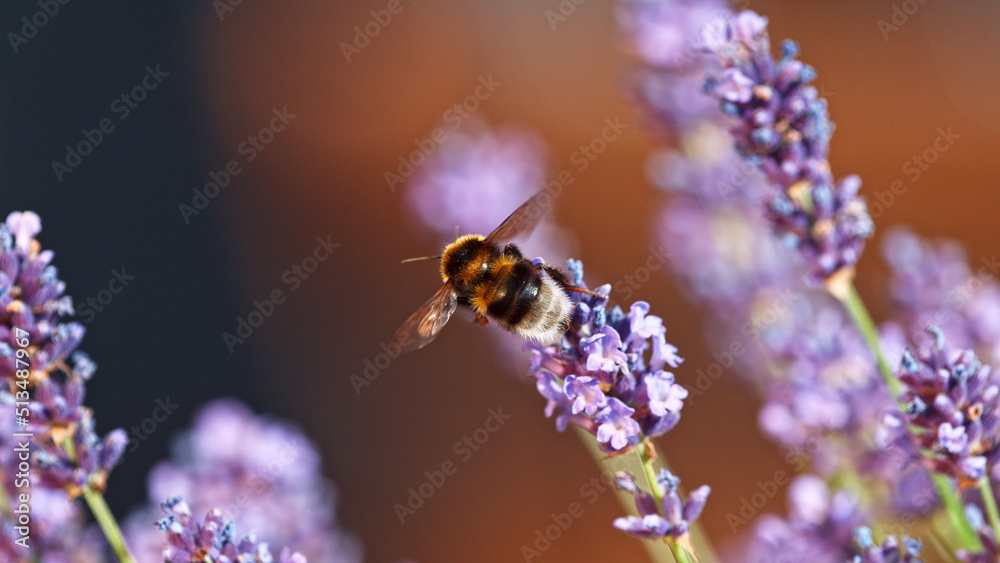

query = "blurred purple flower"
[881, 227, 1000, 367]
[156, 496, 307, 563]
[746, 475, 865, 562]
[125, 398, 362, 563]
[851, 526, 922, 563]
[403, 123, 570, 263]
[617, 0, 731, 135]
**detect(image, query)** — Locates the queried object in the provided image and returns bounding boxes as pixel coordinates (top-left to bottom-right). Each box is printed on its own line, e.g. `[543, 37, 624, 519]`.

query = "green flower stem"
[832, 279, 984, 553]
[82, 487, 135, 563]
[979, 477, 1000, 543]
[637, 442, 665, 508]
[636, 442, 709, 563]
[574, 428, 674, 563]
[931, 473, 981, 552]
[836, 280, 900, 397]
[62, 435, 135, 562]
[0, 485, 12, 517]
[668, 540, 699, 563]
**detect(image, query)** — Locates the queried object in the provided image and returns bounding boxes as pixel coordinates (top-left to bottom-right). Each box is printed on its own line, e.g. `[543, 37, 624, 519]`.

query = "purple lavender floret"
[32, 411, 127, 495]
[701, 11, 874, 283]
[612, 470, 709, 541]
[525, 259, 687, 453]
[852, 526, 923, 563]
[884, 327, 1000, 483]
[156, 496, 307, 563]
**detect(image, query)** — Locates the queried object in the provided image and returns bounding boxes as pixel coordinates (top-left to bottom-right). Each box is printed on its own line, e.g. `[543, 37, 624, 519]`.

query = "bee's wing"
[392, 283, 459, 352]
[484, 190, 551, 246]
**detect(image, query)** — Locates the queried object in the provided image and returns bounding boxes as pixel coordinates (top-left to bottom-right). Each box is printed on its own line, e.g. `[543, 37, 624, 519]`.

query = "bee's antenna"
[401, 254, 443, 264]
[454, 225, 459, 239]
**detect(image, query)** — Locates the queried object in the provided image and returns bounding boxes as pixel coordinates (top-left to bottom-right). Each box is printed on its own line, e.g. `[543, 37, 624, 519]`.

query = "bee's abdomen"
[483, 260, 537, 324]
[493, 262, 570, 345]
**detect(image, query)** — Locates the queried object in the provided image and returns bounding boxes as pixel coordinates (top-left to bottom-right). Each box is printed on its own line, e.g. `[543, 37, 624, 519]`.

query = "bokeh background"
[3, 0, 1000, 561]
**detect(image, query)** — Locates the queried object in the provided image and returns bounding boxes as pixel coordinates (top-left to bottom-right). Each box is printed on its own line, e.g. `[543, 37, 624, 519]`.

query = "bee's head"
[441, 234, 489, 283]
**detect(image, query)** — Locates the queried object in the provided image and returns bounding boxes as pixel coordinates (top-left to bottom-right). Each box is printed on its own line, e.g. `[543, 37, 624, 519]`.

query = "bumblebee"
[393, 191, 586, 352]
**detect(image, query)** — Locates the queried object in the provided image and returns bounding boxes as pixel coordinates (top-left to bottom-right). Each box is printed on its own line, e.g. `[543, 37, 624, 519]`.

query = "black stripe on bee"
[487, 261, 540, 326]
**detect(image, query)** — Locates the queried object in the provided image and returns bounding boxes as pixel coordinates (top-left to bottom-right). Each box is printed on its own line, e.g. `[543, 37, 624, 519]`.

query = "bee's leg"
[502, 243, 523, 260]
[535, 263, 608, 300]
[457, 296, 490, 324]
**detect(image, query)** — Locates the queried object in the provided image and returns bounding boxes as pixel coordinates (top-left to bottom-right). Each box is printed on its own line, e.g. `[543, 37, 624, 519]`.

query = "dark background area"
[2, 1, 999, 562]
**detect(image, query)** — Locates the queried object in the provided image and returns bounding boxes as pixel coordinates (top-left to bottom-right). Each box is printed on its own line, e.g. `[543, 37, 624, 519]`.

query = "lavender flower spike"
[524, 259, 688, 453]
[702, 11, 874, 284]
[886, 326, 1000, 484]
[0, 211, 128, 496]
